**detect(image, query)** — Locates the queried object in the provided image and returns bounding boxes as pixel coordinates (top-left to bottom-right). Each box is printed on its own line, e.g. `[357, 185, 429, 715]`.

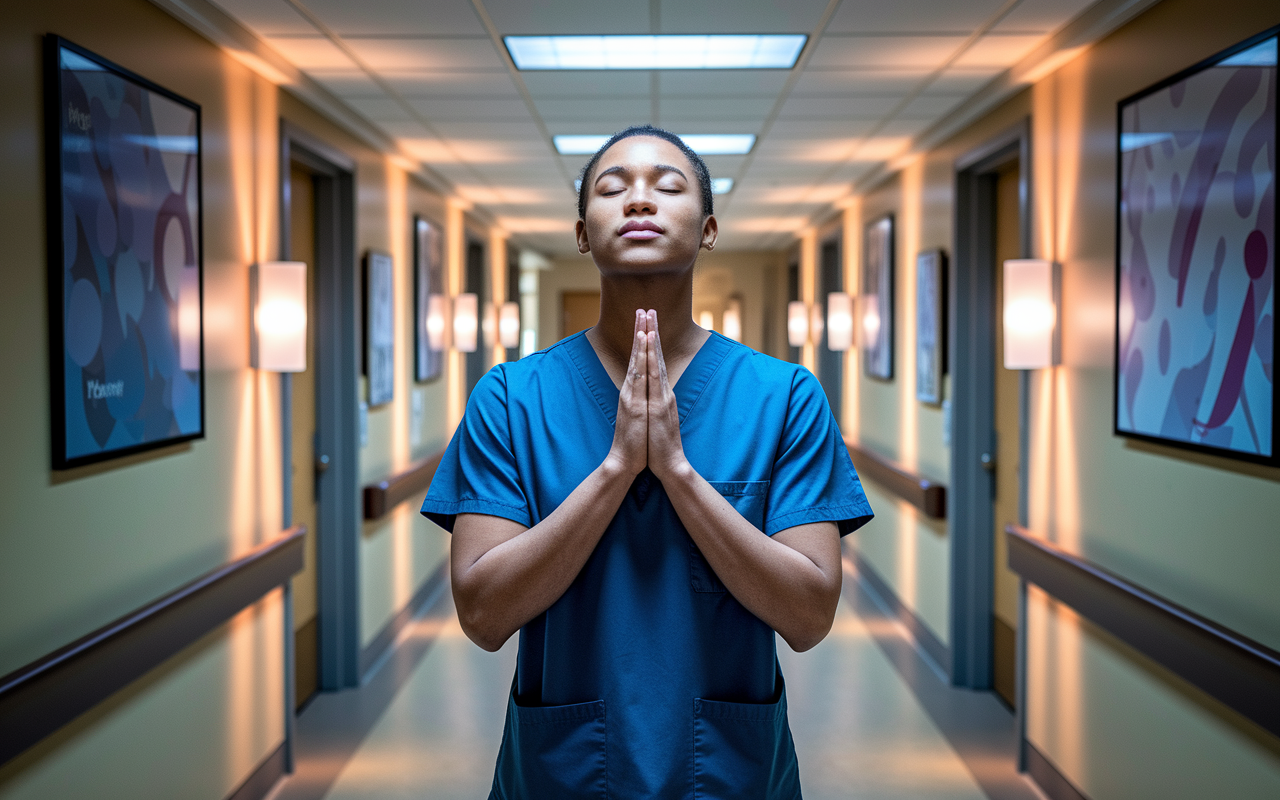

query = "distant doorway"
[561, 291, 600, 339]
[817, 236, 844, 415]
[465, 239, 487, 396]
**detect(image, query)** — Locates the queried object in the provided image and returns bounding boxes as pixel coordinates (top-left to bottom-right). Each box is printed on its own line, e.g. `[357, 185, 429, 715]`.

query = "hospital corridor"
[2, 1, 1278, 799]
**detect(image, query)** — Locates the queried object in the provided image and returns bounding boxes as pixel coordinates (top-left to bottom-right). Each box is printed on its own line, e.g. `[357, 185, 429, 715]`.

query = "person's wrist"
[600, 451, 640, 482]
[653, 455, 692, 484]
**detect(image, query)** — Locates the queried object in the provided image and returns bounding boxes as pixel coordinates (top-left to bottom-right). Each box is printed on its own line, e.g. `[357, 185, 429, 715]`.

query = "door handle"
[980, 452, 996, 471]
[315, 454, 331, 475]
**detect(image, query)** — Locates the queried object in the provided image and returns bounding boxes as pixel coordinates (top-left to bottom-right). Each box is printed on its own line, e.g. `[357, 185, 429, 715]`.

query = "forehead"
[595, 135, 694, 176]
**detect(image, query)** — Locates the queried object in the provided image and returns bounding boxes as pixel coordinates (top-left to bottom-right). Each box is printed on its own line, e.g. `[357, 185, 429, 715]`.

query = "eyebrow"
[594, 164, 688, 184]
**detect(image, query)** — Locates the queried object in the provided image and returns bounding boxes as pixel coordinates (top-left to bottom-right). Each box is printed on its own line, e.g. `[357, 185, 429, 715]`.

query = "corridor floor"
[272, 554, 1042, 800]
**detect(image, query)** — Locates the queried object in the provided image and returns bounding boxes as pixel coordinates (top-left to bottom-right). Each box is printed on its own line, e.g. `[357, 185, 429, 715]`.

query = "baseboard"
[225, 743, 285, 800]
[852, 552, 952, 676]
[358, 559, 449, 680]
[1026, 742, 1091, 800]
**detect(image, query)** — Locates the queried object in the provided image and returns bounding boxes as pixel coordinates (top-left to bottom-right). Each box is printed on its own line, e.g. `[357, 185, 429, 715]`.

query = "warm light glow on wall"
[482, 301, 498, 349]
[1003, 259, 1058, 369]
[809, 303, 824, 345]
[787, 301, 809, 347]
[699, 310, 715, 330]
[860, 293, 882, 347]
[250, 261, 307, 372]
[426, 294, 448, 351]
[826, 291, 853, 351]
[722, 298, 742, 342]
[453, 293, 478, 353]
[179, 267, 201, 371]
[499, 302, 521, 349]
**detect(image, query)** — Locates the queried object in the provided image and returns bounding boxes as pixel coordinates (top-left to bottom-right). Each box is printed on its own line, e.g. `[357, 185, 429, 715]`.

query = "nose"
[623, 182, 656, 215]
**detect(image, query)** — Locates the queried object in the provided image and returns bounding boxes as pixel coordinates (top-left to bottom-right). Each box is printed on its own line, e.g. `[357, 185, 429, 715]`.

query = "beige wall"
[843, 0, 1280, 794]
[0, 1, 466, 795]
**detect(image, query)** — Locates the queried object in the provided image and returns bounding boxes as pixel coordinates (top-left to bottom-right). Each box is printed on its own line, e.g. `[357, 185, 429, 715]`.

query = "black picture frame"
[862, 214, 895, 381]
[413, 215, 444, 383]
[1113, 26, 1278, 465]
[363, 251, 395, 407]
[45, 35, 205, 470]
[916, 249, 948, 405]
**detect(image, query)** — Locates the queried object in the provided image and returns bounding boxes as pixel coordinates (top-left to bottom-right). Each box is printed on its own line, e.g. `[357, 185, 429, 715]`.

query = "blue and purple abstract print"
[1117, 35, 1276, 459]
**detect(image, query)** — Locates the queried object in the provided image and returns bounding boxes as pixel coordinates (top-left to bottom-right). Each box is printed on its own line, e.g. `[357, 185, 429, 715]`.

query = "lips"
[619, 220, 664, 240]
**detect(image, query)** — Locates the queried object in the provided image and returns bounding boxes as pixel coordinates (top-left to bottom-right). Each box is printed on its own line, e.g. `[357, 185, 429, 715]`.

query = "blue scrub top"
[423, 330, 873, 800]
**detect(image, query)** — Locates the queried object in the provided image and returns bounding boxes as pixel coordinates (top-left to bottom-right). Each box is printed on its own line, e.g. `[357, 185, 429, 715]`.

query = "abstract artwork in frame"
[414, 216, 444, 383]
[1115, 28, 1277, 464]
[364, 251, 395, 407]
[916, 249, 948, 405]
[45, 36, 205, 469]
[862, 214, 895, 380]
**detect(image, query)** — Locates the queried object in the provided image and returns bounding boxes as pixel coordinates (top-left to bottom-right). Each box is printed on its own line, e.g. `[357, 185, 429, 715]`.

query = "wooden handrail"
[362, 448, 447, 520]
[844, 439, 947, 519]
[1006, 524, 1280, 739]
[0, 526, 306, 767]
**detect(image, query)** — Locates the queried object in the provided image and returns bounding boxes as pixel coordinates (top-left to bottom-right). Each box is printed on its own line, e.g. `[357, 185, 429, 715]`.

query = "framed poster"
[45, 36, 204, 469]
[916, 249, 948, 405]
[862, 214, 895, 380]
[364, 251, 395, 407]
[1115, 28, 1277, 464]
[414, 215, 444, 383]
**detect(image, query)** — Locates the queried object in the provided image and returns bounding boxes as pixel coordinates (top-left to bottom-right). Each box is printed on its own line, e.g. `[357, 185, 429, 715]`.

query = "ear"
[575, 219, 591, 254]
[700, 214, 718, 252]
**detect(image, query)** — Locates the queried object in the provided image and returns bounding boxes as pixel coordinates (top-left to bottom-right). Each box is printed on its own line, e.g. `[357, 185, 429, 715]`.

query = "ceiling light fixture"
[506, 35, 806, 71]
[711, 178, 734, 195]
[553, 134, 755, 156]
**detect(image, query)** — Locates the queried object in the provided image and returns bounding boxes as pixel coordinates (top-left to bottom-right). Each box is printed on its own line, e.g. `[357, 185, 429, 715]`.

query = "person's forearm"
[661, 462, 840, 652]
[453, 458, 635, 650]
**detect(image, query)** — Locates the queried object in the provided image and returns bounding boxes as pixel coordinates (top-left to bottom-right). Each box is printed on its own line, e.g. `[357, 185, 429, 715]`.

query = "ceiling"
[208, 0, 1103, 255]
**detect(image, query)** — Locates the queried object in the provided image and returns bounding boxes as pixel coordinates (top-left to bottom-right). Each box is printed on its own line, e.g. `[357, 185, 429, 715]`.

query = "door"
[561, 291, 600, 339]
[289, 165, 320, 709]
[991, 162, 1023, 708]
[817, 237, 844, 415]
[465, 239, 486, 395]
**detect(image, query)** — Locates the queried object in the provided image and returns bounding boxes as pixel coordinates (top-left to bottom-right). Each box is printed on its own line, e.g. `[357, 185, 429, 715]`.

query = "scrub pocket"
[491, 685, 608, 800]
[691, 481, 770, 593]
[692, 678, 801, 800]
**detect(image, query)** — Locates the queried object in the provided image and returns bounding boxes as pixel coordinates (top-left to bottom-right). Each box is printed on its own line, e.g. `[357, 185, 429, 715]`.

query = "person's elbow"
[451, 577, 513, 652]
[780, 580, 840, 652]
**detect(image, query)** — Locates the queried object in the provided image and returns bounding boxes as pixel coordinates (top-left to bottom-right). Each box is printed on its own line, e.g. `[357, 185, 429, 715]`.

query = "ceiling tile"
[778, 94, 901, 119]
[406, 97, 531, 120]
[826, 0, 1010, 34]
[381, 71, 521, 97]
[657, 0, 831, 33]
[657, 71, 790, 96]
[308, 69, 382, 96]
[342, 36, 507, 71]
[767, 118, 879, 138]
[791, 69, 932, 96]
[953, 34, 1044, 68]
[535, 97, 651, 123]
[659, 96, 777, 120]
[522, 72, 653, 98]
[344, 95, 416, 122]
[301, 0, 488, 36]
[265, 36, 358, 70]
[211, 0, 314, 35]
[482, 0, 648, 35]
[655, 119, 764, 135]
[808, 35, 966, 70]
[896, 93, 968, 119]
[433, 120, 546, 139]
[992, 0, 1101, 34]
[928, 68, 1003, 94]
[375, 121, 433, 138]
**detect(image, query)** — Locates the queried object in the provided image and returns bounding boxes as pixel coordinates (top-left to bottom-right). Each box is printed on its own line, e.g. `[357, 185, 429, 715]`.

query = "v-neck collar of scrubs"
[565, 329, 732, 427]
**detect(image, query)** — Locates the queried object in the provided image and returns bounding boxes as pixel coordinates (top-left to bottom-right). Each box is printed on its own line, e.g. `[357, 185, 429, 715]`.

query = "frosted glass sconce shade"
[787, 301, 809, 347]
[722, 299, 742, 342]
[826, 292, 853, 351]
[251, 261, 307, 372]
[453, 293, 478, 353]
[426, 294, 448, 351]
[499, 302, 521, 348]
[1003, 259, 1058, 369]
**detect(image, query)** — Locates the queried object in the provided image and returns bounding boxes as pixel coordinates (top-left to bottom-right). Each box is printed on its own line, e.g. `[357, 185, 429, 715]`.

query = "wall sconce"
[426, 294, 449, 351]
[722, 298, 742, 342]
[787, 301, 809, 347]
[250, 261, 307, 372]
[1003, 259, 1059, 369]
[453, 292, 478, 353]
[482, 301, 498, 349]
[499, 302, 520, 349]
[698, 310, 715, 331]
[826, 291, 853, 351]
[860, 293, 882, 346]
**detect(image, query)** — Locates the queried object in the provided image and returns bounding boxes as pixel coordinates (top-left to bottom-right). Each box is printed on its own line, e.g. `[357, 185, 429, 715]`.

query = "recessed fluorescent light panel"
[553, 134, 755, 156]
[711, 178, 734, 195]
[507, 35, 806, 70]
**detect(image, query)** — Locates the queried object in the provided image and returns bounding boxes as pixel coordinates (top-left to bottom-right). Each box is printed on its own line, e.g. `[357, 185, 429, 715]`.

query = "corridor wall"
[844, 0, 1280, 795]
[0, 1, 468, 796]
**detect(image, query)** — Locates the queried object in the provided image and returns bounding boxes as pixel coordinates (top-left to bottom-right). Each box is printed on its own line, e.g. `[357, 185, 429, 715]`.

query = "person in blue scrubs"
[423, 125, 873, 799]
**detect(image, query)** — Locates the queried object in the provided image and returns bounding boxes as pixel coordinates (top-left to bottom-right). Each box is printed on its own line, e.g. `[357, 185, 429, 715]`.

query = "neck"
[590, 270, 703, 365]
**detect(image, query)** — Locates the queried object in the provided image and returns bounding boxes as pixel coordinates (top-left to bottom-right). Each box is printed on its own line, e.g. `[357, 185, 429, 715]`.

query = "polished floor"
[272, 551, 1042, 800]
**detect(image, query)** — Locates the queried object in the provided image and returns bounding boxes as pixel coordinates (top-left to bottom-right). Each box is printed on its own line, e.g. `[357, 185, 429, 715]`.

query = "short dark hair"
[575, 125, 714, 220]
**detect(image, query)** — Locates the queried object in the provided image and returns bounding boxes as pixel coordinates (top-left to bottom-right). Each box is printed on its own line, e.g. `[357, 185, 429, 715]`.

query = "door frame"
[279, 121, 361, 696]
[949, 119, 1031, 690]
[817, 233, 844, 415]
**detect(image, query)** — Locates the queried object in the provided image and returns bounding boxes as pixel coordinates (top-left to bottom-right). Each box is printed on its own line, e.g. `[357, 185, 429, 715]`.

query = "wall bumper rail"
[844, 438, 946, 519]
[362, 448, 446, 521]
[0, 526, 306, 767]
[1006, 524, 1280, 740]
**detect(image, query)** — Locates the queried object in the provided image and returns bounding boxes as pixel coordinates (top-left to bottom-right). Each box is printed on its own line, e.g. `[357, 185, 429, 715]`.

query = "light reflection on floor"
[284, 591, 993, 800]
